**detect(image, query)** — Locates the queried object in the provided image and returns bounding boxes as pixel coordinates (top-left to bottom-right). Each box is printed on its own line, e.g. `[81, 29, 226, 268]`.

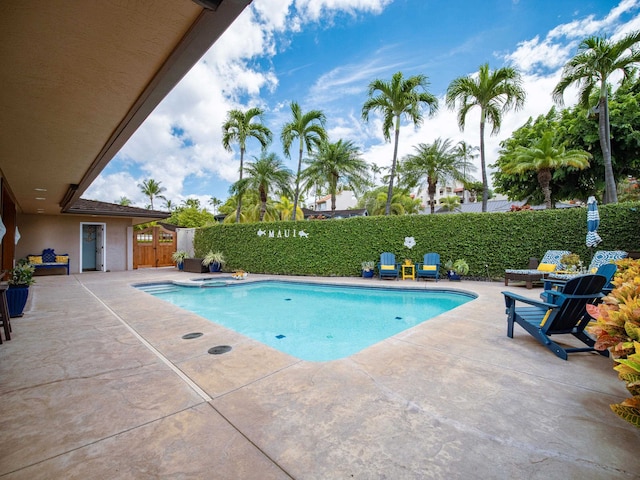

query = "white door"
[80, 223, 106, 272]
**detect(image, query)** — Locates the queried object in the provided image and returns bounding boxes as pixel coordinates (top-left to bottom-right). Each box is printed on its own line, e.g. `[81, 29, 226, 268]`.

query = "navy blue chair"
[503, 274, 608, 360]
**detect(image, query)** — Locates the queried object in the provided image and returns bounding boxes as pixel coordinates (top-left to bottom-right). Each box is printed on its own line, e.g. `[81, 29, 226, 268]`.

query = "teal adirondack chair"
[416, 252, 440, 282]
[503, 274, 608, 360]
[377, 252, 399, 279]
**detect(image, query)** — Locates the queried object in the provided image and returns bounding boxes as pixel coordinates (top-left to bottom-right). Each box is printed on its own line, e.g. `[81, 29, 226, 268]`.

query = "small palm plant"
[171, 250, 189, 268]
[361, 261, 375, 271]
[202, 251, 225, 272]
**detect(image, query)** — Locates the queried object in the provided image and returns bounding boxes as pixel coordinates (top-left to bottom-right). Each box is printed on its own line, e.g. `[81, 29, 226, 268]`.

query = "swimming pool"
[137, 280, 475, 362]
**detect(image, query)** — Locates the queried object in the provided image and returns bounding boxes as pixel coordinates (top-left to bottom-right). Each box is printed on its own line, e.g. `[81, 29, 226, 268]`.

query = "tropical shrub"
[587, 258, 640, 428]
[194, 202, 640, 278]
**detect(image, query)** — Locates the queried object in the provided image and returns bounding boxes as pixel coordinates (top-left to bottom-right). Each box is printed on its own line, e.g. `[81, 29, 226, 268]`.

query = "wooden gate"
[133, 225, 176, 269]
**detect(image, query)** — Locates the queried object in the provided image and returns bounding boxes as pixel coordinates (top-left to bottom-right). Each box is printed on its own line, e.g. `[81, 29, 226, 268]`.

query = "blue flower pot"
[447, 271, 461, 281]
[7, 285, 29, 317]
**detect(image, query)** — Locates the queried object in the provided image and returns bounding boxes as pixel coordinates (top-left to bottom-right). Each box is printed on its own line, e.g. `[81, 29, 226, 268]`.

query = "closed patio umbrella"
[586, 196, 602, 249]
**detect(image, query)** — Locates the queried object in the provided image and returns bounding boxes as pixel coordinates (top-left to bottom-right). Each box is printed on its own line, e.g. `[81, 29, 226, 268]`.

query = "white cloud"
[503, 36, 574, 73]
[507, 0, 640, 74]
[549, 0, 639, 39]
[295, 0, 392, 22]
[85, 171, 142, 205]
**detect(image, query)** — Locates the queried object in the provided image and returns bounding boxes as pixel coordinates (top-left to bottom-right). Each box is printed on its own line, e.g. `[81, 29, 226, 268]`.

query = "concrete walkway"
[0, 269, 638, 479]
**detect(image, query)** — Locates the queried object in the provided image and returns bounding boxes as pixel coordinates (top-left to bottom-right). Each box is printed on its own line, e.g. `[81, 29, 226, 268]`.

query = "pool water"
[137, 281, 474, 362]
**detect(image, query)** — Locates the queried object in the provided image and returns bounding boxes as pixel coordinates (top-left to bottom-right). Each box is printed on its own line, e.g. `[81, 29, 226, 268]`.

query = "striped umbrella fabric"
[586, 196, 602, 248]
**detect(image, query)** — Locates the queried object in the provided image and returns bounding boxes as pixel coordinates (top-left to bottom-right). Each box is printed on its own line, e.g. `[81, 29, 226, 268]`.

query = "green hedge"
[194, 202, 640, 278]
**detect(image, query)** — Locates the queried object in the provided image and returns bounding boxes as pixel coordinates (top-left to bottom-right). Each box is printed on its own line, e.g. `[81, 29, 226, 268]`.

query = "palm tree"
[281, 102, 327, 221]
[208, 196, 222, 215]
[502, 130, 591, 209]
[362, 71, 438, 215]
[380, 159, 415, 193]
[464, 180, 484, 203]
[371, 190, 421, 215]
[162, 198, 175, 211]
[275, 196, 303, 221]
[454, 141, 479, 201]
[403, 138, 476, 214]
[138, 178, 166, 210]
[232, 152, 293, 222]
[117, 196, 131, 206]
[440, 195, 461, 212]
[553, 32, 640, 204]
[302, 139, 369, 211]
[222, 107, 273, 222]
[446, 63, 526, 212]
[181, 198, 201, 209]
[370, 163, 384, 186]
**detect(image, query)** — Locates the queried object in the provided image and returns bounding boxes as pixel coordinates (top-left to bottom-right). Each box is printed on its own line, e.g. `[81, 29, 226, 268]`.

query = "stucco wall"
[176, 228, 196, 257]
[16, 214, 133, 273]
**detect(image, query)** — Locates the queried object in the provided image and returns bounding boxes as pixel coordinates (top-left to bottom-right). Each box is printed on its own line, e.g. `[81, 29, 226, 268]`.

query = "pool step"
[137, 284, 179, 294]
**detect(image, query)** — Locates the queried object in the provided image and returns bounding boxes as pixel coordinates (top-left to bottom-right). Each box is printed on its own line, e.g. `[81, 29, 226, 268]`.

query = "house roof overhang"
[0, 0, 252, 216]
[66, 199, 171, 226]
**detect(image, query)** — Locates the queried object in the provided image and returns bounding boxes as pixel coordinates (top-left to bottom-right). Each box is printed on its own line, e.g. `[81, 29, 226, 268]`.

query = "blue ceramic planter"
[7, 286, 29, 317]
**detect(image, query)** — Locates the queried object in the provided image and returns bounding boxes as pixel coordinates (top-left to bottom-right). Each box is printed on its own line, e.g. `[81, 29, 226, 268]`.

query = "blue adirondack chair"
[416, 252, 440, 282]
[377, 252, 399, 279]
[502, 274, 608, 360]
[541, 263, 617, 302]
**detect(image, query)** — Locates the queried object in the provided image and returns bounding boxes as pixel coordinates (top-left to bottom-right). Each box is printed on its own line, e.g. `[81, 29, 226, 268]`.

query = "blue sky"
[84, 0, 640, 210]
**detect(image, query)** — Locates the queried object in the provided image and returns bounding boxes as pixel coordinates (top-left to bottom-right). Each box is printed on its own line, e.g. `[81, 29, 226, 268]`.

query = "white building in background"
[416, 180, 476, 212]
[313, 190, 359, 211]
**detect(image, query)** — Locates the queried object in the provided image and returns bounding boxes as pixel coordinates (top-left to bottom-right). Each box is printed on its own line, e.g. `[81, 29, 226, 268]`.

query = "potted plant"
[560, 253, 582, 272]
[171, 250, 189, 270]
[444, 259, 469, 281]
[361, 261, 375, 278]
[202, 251, 225, 273]
[6, 260, 36, 317]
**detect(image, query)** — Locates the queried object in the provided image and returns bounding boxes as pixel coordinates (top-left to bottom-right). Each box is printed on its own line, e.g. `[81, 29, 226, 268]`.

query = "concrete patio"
[0, 269, 638, 479]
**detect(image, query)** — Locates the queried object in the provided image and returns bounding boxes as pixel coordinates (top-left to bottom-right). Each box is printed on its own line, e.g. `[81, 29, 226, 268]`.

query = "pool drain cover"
[182, 332, 203, 340]
[208, 345, 232, 355]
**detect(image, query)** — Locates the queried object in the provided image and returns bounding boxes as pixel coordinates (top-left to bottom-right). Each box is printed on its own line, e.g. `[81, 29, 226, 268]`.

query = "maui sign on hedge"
[257, 228, 309, 239]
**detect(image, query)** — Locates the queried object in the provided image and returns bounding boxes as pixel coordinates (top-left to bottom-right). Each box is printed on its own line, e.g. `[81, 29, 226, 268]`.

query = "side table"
[402, 263, 415, 280]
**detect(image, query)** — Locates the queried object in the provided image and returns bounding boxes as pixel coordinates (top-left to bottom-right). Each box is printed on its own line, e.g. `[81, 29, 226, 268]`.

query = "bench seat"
[28, 249, 69, 275]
